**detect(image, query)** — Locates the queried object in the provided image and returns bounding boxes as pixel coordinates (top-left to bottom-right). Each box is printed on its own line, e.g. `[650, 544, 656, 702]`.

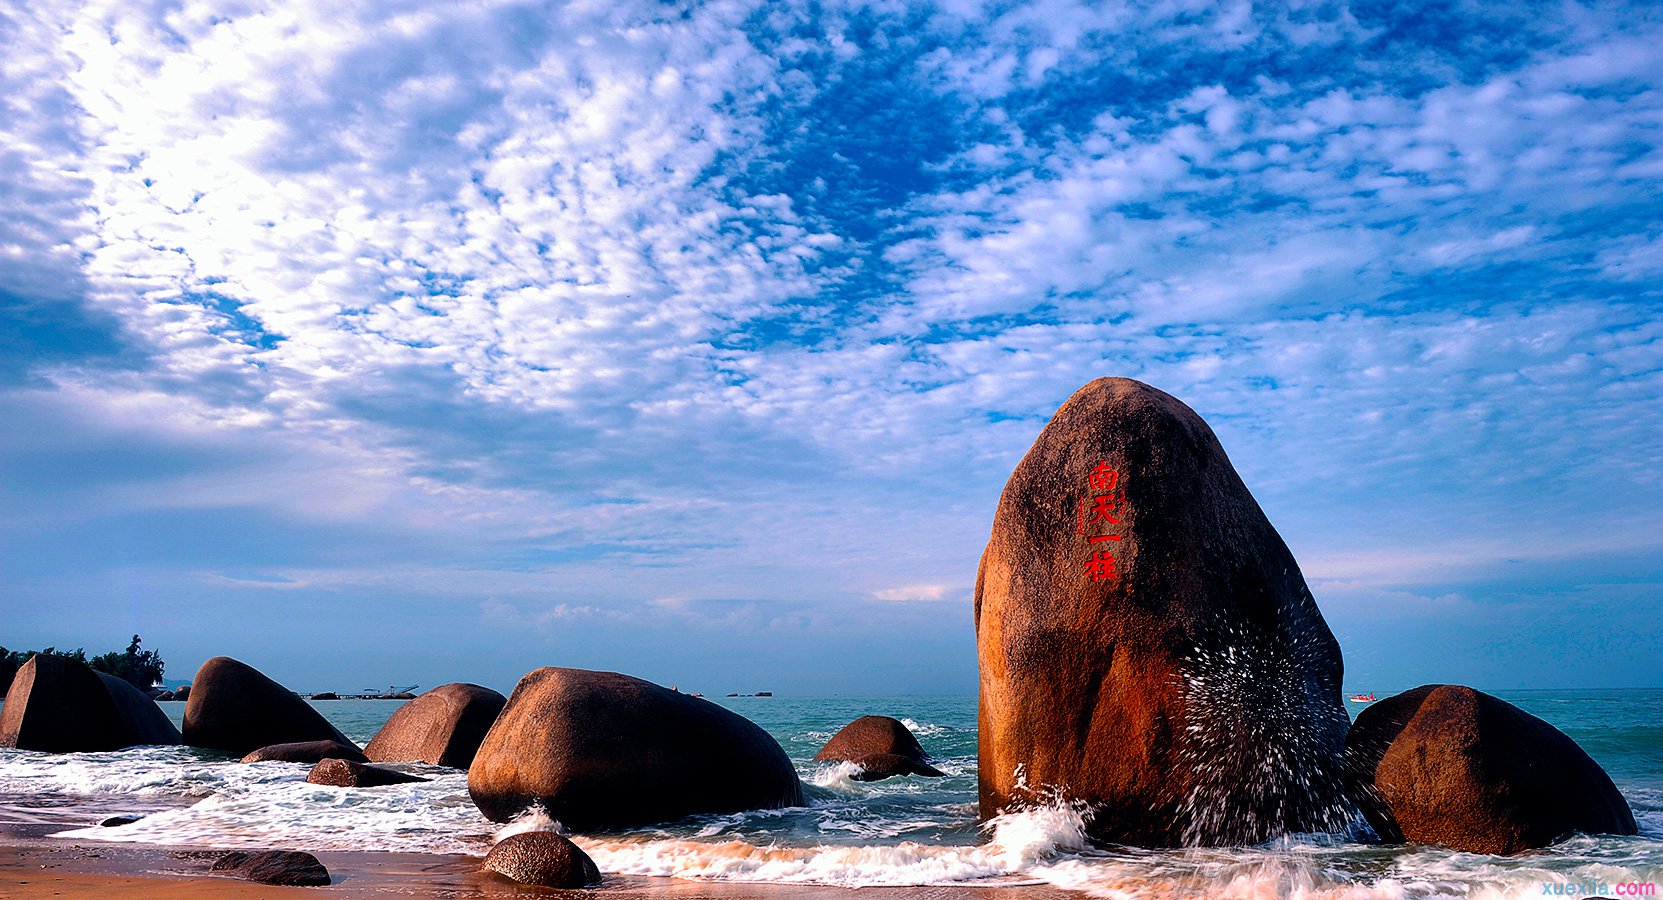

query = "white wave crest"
[572, 801, 1087, 887]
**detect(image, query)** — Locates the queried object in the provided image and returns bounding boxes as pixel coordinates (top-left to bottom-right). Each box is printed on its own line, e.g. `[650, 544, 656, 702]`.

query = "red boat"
[1348, 693, 1376, 703]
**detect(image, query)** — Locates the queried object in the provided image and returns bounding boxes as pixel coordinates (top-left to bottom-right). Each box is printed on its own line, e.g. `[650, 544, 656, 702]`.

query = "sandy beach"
[0, 840, 1075, 899]
[0, 812, 1076, 899]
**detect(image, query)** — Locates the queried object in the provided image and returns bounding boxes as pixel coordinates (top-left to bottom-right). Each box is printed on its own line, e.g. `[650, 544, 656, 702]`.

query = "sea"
[1, 690, 1659, 898]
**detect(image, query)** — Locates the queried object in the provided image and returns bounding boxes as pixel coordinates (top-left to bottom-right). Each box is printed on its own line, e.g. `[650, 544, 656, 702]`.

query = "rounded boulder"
[468, 667, 803, 827]
[976, 377, 1351, 846]
[211, 850, 330, 886]
[1346, 684, 1636, 854]
[182, 657, 357, 757]
[815, 716, 945, 780]
[365, 682, 506, 769]
[482, 832, 599, 888]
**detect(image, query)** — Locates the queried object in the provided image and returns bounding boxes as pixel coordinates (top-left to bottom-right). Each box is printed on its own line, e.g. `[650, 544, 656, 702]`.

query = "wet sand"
[0, 818, 1077, 899]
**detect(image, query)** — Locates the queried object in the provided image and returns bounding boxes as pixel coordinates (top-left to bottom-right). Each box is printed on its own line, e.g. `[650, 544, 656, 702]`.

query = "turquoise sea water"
[1, 690, 1658, 897]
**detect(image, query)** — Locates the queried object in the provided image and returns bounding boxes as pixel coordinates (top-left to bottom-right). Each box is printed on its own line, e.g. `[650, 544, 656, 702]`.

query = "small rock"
[99, 815, 143, 827]
[309, 692, 338, 701]
[849, 752, 947, 781]
[306, 758, 428, 788]
[816, 716, 945, 780]
[242, 740, 367, 764]
[211, 850, 330, 886]
[482, 832, 599, 889]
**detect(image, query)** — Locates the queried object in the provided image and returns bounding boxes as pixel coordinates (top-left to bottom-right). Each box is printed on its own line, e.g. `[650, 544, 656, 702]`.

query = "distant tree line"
[0, 635, 166, 696]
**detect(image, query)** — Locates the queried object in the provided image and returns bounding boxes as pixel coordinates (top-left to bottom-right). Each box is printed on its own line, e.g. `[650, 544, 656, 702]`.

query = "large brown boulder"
[468, 667, 804, 827]
[815, 716, 946, 780]
[365, 683, 506, 768]
[182, 657, 356, 757]
[1346, 684, 1636, 854]
[976, 377, 1350, 847]
[0, 655, 181, 752]
[482, 832, 600, 888]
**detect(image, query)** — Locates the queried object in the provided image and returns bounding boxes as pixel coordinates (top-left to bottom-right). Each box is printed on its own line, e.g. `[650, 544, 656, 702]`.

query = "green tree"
[0, 645, 88, 696]
[87, 635, 165, 690]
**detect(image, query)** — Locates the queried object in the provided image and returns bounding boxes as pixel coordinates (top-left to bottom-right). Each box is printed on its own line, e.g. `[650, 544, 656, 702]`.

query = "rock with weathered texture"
[96, 673, 183, 747]
[482, 832, 600, 888]
[365, 683, 506, 769]
[211, 850, 330, 886]
[306, 757, 428, 787]
[1346, 684, 1636, 854]
[468, 667, 803, 827]
[242, 739, 367, 764]
[0, 655, 180, 752]
[976, 377, 1351, 847]
[815, 716, 945, 780]
[183, 657, 356, 757]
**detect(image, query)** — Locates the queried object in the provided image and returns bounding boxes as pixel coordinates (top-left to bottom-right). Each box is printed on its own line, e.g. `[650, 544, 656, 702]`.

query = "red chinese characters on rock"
[1075, 461, 1125, 582]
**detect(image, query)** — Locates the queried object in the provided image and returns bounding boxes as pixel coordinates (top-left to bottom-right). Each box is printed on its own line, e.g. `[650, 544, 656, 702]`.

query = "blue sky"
[1, 0, 1659, 696]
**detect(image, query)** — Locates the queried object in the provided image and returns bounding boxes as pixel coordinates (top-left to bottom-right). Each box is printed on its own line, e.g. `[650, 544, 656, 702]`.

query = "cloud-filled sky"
[2, 0, 1659, 695]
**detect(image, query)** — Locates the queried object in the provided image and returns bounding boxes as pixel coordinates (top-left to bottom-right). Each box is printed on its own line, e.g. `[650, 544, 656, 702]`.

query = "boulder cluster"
[974, 376, 1636, 853]
[1, 375, 1636, 877]
[6, 651, 951, 888]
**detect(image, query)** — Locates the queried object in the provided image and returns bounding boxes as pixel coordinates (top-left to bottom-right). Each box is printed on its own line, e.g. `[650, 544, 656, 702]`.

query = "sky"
[1, 0, 1659, 697]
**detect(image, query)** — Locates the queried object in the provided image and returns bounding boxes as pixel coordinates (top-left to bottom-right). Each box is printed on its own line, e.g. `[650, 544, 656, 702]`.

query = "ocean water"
[1, 691, 1659, 898]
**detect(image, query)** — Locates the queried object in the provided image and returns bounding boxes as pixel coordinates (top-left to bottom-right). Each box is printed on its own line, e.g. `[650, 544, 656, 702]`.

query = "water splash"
[1174, 609, 1354, 846]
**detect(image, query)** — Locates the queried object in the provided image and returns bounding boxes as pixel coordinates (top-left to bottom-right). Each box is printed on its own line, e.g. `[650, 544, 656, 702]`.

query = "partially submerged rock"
[306, 758, 428, 787]
[241, 740, 367, 764]
[482, 832, 600, 888]
[976, 377, 1350, 846]
[96, 672, 182, 747]
[0, 654, 180, 752]
[816, 716, 945, 780]
[211, 850, 330, 886]
[468, 667, 803, 827]
[183, 657, 356, 757]
[365, 682, 506, 768]
[1346, 684, 1637, 854]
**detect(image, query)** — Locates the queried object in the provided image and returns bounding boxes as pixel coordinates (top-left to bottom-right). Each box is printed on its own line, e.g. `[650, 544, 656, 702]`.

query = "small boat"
[1349, 693, 1376, 703]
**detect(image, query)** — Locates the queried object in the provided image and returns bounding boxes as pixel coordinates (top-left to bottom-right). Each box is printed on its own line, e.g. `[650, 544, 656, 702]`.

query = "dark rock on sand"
[0, 654, 181, 752]
[365, 682, 506, 768]
[1346, 684, 1637, 854]
[99, 814, 144, 827]
[816, 716, 945, 780]
[482, 832, 600, 888]
[211, 850, 330, 886]
[976, 377, 1350, 847]
[468, 667, 803, 827]
[241, 740, 367, 764]
[183, 657, 356, 757]
[306, 758, 428, 787]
